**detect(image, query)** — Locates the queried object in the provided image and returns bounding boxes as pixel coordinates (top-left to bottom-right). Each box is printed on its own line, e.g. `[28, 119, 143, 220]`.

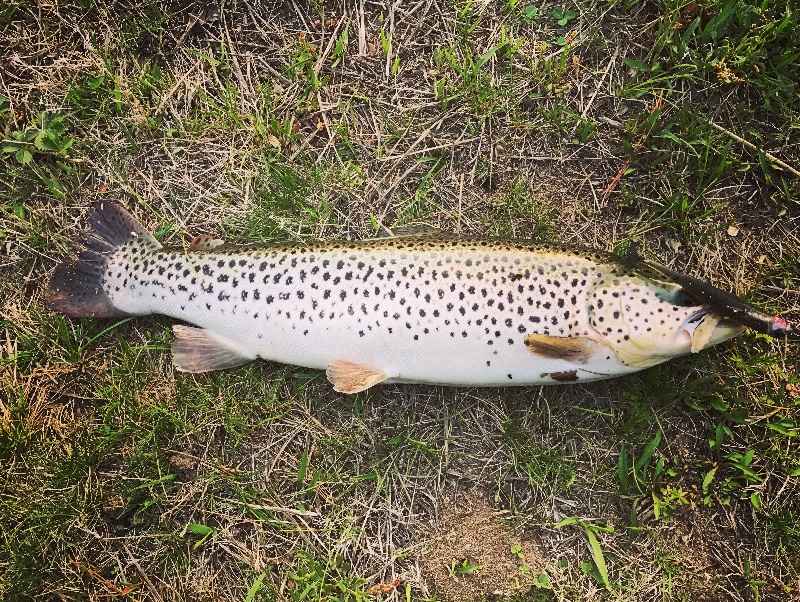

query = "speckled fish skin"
[45, 203, 746, 391]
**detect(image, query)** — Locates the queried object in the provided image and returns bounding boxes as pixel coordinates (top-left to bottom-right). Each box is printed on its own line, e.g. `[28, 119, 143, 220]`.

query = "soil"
[421, 493, 547, 602]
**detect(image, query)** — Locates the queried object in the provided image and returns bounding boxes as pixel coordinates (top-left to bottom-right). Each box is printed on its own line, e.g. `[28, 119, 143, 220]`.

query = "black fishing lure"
[647, 262, 798, 341]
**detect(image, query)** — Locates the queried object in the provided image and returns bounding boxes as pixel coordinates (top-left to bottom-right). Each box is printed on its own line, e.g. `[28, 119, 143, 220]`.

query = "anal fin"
[326, 360, 387, 394]
[172, 325, 254, 372]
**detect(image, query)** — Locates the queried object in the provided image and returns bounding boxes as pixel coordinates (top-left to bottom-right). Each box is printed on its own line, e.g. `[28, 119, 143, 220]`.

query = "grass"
[1, 0, 799, 600]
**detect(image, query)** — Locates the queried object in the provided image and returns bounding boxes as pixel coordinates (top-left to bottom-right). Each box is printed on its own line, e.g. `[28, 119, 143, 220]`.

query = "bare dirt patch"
[421, 492, 548, 602]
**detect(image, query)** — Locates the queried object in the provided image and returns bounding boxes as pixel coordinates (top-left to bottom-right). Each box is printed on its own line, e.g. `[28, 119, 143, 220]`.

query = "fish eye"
[673, 289, 699, 307]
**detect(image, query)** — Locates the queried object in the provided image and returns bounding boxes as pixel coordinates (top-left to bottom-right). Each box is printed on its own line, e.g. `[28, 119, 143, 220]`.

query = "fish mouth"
[686, 308, 712, 328]
[684, 308, 745, 352]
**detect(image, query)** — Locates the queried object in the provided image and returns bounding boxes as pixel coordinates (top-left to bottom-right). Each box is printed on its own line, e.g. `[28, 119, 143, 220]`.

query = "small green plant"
[701, 423, 767, 507]
[332, 26, 349, 66]
[554, 516, 613, 591]
[551, 7, 577, 26]
[652, 485, 691, 520]
[522, 5, 538, 21]
[617, 430, 693, 521]
[506, 0, 538, 21]
[2, 111, 74, 165]
[288, 552, 368, 602]
[448, 558, 483, 578]
[431, 32, 522, 116]
[285, 32, 327, 105]
[186, 523, 217, 549]
[1, 110, 77, 199]
[616, 430, 665, 495]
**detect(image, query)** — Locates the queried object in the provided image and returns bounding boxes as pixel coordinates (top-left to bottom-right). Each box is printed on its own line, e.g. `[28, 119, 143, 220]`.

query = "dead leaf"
[267, 134, 280, 149]
[727, 225, 740, 237]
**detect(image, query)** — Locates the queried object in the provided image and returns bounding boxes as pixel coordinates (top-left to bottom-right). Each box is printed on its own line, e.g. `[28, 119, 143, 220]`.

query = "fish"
[45, 202, 754, 393]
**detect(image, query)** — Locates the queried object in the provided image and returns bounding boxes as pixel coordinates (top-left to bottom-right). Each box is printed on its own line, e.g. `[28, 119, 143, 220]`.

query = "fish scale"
[46, 203, 747, 392]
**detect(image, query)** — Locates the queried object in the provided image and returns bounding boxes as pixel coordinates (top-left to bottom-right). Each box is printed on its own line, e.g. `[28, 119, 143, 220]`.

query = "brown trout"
[45, 203, 751, 393]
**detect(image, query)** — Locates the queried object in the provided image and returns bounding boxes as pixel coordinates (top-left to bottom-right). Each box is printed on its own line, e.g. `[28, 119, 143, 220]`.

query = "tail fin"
[45, 202, 162, 318]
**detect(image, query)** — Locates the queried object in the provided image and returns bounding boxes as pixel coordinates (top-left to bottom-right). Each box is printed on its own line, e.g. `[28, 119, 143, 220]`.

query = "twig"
[244, 504, 320, 517]
[313, 16, 347, 77]
[358, 0, 367, 56]
[601, 158, 630, 199]
[122, 545, 165, 602]
[70, 560, 134, 597]
[581, 46, 620, 119]
[709, 122, 800, 178]
[376, 136, 479, 161]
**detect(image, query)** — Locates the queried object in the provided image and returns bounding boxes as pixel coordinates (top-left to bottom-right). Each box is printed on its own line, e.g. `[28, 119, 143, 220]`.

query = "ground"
[1, 0, 800, 601]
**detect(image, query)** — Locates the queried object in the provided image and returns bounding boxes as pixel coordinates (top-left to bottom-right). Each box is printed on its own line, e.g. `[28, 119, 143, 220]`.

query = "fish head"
[586, 266, 746, 368]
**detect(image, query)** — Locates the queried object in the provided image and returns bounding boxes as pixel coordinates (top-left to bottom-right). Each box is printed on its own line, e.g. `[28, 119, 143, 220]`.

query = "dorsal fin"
[188, 234, 226, 251]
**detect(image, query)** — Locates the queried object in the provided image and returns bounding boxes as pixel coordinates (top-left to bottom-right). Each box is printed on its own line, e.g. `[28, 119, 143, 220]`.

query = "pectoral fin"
[523, 334, 598, 364]
[326, 360, 387, 393]
[172, 325, 254, 372]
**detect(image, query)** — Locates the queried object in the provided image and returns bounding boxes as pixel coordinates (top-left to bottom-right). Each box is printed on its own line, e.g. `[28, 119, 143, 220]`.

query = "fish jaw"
[683, 311, 746, 353]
